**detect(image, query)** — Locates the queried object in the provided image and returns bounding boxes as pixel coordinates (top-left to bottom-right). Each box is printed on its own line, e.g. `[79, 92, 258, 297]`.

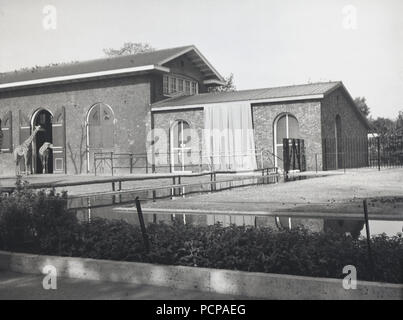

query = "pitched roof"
[152, 81, 342, 108]
[152, 81, 371, 129]
[0, 45, 224, 89]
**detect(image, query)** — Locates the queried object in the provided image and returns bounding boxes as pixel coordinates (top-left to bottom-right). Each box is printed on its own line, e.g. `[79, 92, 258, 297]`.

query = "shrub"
[0, 188, 402, 284]
[0, 181, 80, 255]
[78, 218, 145, 261]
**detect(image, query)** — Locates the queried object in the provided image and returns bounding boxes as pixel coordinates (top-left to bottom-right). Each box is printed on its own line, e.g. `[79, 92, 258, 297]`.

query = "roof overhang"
[0, 65, 170, 90]
[159, 45, 225, 83]
[151, 94, 324, 112]
[203, 79, 226, 86]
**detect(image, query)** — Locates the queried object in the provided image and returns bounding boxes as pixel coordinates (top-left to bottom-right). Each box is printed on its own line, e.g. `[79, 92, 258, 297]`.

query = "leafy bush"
[0, 186, 402, 284]
[0, 181, 80, 255]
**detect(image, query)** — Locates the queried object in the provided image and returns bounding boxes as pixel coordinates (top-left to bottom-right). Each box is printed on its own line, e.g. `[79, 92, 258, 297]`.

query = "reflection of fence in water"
[68, 168, 279, 220]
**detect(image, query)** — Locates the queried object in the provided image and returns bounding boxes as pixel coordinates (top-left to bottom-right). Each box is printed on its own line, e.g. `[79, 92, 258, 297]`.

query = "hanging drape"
[204, 102, 257, 171]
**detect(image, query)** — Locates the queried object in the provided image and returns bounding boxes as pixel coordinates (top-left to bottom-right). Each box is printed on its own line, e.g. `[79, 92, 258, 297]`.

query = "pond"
[68, 174, 402, 238]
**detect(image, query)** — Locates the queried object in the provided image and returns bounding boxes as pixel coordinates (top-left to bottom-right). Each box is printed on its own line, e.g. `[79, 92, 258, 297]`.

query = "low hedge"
[0, 187, 402, 284]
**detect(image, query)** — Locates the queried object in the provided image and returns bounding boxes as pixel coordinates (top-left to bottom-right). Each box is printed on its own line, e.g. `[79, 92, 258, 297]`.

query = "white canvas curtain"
[204, 102, 257, 171]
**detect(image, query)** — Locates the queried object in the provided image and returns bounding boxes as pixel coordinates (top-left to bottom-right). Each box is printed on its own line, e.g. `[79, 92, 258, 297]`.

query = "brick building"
[0, 45, 369, 176]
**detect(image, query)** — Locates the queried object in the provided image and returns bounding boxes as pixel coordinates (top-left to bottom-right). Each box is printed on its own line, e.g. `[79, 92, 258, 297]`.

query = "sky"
[0, 0, 402, 118]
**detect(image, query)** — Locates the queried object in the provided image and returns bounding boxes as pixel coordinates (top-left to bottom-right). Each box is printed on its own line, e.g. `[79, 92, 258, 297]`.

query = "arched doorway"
[273, 113, 300, 169]
[335, 115, 342, 169]
[86, 103, 115, 173]
[32, 109, 53, 174]
[170, 120, 191, 172]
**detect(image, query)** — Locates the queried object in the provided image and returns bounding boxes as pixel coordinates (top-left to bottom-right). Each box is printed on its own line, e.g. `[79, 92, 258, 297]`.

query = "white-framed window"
[178, 79, 184, 92]
[163, 75, 169, 94]
[185, 80, 191, 94]
[163, 75, 198, 96]
[171, 119, 192, 172]
[170, 77, 177, 93]
[273, 113, 299, 169]
[191, 81, 197, 94]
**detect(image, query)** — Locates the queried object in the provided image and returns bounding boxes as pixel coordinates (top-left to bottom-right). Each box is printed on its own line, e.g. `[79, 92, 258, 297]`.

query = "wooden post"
[110, 152, 114, 176]
[135, 197, 150, 252]
[145, 155, 149, 174]
[363, 199, 375, 280]
[112, 182, 116, 204]
[129, 154, 133, 174]
[377, 136, 381, 171]
[210, 172, 213, 192]
[94, 154, 97, 176]
[118, 181, 122, 203]
[152, 190, 157, 223]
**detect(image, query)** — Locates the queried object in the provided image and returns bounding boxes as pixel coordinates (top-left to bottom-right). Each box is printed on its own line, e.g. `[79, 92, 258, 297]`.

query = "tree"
[354, 97, 370, 117]
[395, 110, 403, 134]
[370, 117, 396, 136]
[208, 73, 236, 92]
[103, 42, 155, 57]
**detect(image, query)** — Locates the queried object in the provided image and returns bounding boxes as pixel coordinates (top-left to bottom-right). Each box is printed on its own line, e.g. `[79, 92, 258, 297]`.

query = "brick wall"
[152, 108, 204, 172]
[320, 87, 369, 169]
[0, 75, 152, 176]
[252, 101, 323, 171]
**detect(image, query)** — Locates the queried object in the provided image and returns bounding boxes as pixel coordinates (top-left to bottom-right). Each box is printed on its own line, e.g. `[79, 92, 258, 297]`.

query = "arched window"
[274, 113, 299, 168]
[170, 120, 191, 172]
[87, 103, 115, 150]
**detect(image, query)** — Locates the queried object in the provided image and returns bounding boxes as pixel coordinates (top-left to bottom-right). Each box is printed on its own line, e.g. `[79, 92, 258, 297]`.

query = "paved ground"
[0, 271, 249, 300]
[142, 168, 403, 217]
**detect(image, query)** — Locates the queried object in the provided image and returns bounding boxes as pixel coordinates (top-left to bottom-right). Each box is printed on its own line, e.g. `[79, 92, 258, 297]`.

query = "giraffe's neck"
[22, 127, 40, 147]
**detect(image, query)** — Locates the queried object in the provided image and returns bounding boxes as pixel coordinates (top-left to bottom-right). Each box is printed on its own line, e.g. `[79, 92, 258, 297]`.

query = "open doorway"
[32, 109, 53, 174]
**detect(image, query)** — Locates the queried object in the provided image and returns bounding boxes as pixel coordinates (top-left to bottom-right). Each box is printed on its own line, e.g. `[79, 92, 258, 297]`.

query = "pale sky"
[0, 0, 402, 118]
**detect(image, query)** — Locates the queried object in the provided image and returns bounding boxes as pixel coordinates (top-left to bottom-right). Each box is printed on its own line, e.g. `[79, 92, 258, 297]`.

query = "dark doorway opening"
[33, 109, 53, 174]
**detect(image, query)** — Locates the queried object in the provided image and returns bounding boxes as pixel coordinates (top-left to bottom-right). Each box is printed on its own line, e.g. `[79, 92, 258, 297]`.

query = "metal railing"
[93, 149, 279, 176]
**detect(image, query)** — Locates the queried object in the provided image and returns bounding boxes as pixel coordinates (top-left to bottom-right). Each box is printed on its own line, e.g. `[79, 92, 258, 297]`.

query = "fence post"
[145, 155, 149, 174]
[110, 152, 114, 176]
[129, 154, 133, 174]
[94, 154, 97, 176]
[377, 136, 381, 171]
[135, 197, 150, 252]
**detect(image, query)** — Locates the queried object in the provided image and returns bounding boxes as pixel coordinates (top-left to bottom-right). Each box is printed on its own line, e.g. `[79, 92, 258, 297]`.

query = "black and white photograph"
[0, 0, 402, 306]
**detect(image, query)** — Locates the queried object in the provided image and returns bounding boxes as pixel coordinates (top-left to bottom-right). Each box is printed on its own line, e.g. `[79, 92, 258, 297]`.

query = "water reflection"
[75, 207, 403, 239]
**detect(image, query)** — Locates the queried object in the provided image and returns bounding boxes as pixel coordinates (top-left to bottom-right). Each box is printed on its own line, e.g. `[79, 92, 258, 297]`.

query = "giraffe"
[13, 125, 42, 175]
[39, 142, 54, 174]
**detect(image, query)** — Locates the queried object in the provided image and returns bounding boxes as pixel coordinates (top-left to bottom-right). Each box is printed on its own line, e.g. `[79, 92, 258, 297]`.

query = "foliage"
[103, 42, 155, 57]
[208, 73, 236, 93]
[354, 97, 370, 117]
[0, 192, 402, 283]
[0, 180, 79, 255]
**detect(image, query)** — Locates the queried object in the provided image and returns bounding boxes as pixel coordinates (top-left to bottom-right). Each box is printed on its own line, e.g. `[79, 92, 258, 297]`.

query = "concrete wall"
[0, 75, 152, 175]
[321, 87, 369, 169]
[252, 101, 323, 171]
[1, 250, 401, 300]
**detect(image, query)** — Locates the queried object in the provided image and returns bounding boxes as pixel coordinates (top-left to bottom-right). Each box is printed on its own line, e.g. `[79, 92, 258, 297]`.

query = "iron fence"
[322, 136, 403, 170]
[93, 150, 276, 176]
